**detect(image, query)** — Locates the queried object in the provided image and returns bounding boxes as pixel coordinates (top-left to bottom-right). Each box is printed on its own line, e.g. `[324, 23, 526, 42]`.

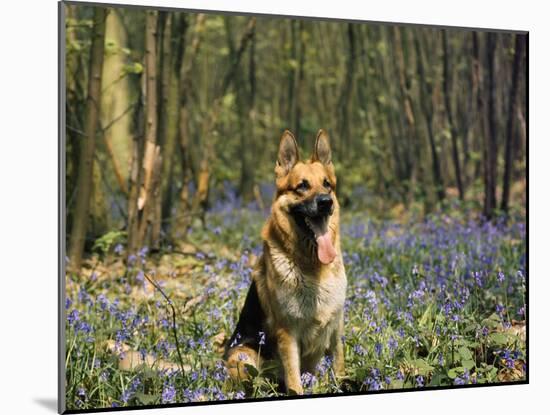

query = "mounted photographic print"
[59, 0, 528, 413]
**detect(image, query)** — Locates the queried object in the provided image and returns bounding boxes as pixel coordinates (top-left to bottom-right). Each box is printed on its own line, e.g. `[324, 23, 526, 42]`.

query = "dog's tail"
[224, 280, 267, 383]
[225, 345, 261, 383]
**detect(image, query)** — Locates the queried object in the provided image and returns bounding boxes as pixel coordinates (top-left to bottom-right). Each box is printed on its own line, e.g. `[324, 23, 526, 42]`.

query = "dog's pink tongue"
[316, 232, 336, 265]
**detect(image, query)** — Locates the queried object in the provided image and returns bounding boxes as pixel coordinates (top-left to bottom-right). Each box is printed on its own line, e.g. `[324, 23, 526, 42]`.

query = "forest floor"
[65, 199, 527, 410]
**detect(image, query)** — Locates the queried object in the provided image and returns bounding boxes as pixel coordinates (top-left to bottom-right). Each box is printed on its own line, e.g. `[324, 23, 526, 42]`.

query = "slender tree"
[442, 30, 464, 200]
[472, 32, 485, 186]
[138, 10, 161, 247]
[174, 14, 205, 236]
[501, 34, 526, 213]
[161, 14, 188, 224]
[128, 10, 160, 253]
[226, 17, 257, 201]
[459, 34, 475, 186]
[191, 17, 257, 223]
[393, 26, 420, 202]
[68, 7, 107, 270]
[415, 32, 445, 202]
[337, 23, 357, 159]
[483, 32, 498, 219]
[287, 20, 297, 135]
[150, 12, 173, 249]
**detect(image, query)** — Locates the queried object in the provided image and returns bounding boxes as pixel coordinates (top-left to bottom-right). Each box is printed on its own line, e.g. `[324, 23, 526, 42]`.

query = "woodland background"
[64, 4, 526, 273]
[62, 3, 527, 408]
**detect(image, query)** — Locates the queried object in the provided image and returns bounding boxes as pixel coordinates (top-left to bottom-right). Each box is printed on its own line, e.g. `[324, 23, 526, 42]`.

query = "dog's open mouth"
[293, 214, 336, 265]
[304, 215, 336, 265]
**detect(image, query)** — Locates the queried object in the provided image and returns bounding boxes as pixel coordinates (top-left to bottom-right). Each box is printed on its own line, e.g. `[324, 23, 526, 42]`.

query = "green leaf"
[481, 313, 501, 328]
[419, 303, 434, 327]
[244, 363, 259, 378]
[464, 323, 478, 333]
[123, 62, 143, 75]
[92, 230, 126, 255]
[390, 379, 404, 388]
[462, 359, 476, 370]
[429, 371, 450, 386]
[409, 359, 434, 375]
[448, 367, 464, 379]
[488, 332, 509, 346]
[222, 93, 235, 109]
[458, 346, 473, 361]
[135, 392, 157, 405]
[287, 59, 298, 70]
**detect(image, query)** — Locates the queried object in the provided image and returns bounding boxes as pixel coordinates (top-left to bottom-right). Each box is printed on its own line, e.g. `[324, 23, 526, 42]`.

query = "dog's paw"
[287, 385, 304, 395]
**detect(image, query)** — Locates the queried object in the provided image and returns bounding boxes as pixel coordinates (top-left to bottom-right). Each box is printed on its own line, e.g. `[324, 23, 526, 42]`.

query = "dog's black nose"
[316, 194, 333, 214]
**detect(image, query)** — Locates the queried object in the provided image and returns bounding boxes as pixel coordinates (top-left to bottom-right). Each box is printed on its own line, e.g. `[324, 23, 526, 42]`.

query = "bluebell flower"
[161, 384, 176, 403]
[121, 377, 141, 404]
[67, 309, 79, 325]
[301, 372, 316, 389]
[454, 377, 465, 385]
[138, 246, 148, 258]
[388, 337, 398, 355]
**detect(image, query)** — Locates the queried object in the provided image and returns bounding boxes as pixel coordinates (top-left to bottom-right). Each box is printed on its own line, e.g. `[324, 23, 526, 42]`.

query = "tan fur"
[226, 130, 346, 394]
[226, 345, 261, 383]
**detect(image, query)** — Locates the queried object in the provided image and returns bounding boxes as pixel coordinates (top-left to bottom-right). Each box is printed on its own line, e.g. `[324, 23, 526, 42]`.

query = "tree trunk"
[393, 26, 420, 203]
[483, 32, 498, 219]
[191, 18, 257, 223]
[138, 10, 160, 247]
[501, 34, 525, 213]
[226, 17, 257, 201]
[127, 135, 142, 256]
[127, 10, 160, 253]
[245, 29, 257, 202]
[161, 15, 188, 225]
[458, 35, 475, 188]
[295, 21, 305, 138]
[287, 20, 297, 135]
[337, 23, 357, 159]
[173, 14, 205, 237]
[472, 32, 485, 192]
[415, 33, 445, 202]
[442, 31, 464, 200]
[150, 12, 173, 250]
[127, 75, 146, 258]
[68, 7, 107, 271]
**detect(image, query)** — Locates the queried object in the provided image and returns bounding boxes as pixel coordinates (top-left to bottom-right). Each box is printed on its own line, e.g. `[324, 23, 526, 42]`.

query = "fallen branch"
[143, 271, 186, 375]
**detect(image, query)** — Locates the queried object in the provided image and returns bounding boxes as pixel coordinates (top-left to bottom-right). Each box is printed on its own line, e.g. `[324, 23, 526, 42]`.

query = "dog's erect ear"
[312, 129, 332, 165]
[277, 130, 299, 175]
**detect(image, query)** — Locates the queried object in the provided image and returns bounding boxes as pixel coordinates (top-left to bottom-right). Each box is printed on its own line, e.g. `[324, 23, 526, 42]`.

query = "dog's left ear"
[312, 129, 332, 165]
[276, 130, 300, 177]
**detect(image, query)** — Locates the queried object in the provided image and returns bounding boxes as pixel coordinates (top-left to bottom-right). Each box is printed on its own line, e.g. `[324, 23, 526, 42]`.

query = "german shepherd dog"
[224, 129, 346, 395]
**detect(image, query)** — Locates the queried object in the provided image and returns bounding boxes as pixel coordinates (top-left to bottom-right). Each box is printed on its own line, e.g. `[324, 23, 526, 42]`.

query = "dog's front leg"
[331, 313, 345, 379]
[276, 327, 303, 395]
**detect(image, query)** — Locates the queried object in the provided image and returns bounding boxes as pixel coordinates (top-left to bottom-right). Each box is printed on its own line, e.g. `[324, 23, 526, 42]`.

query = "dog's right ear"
[276, 130, 299, 176]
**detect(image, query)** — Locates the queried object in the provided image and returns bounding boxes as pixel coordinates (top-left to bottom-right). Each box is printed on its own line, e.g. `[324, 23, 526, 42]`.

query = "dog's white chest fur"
[268, 245, 347, 357]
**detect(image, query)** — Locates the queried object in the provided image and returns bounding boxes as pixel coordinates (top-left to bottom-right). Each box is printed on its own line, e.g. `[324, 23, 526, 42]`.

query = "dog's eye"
[296, 180, 310, 192]
[323, 178, 332, 189]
